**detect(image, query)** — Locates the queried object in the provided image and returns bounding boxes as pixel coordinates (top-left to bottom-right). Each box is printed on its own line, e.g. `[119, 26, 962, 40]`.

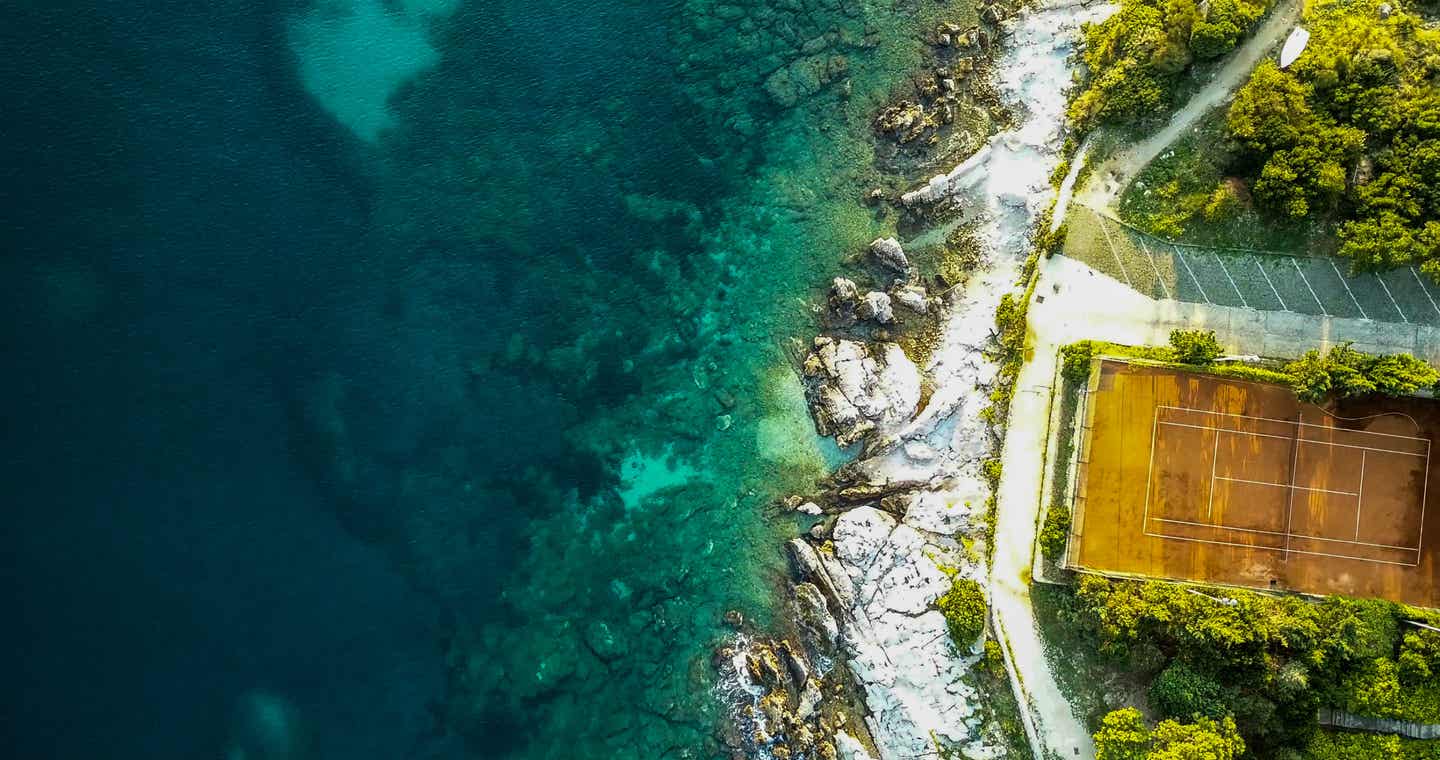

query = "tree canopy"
[1094, 708, 1246, 760]
[1224, 0, 1440, 279]
[1068, 0, 1274, 132]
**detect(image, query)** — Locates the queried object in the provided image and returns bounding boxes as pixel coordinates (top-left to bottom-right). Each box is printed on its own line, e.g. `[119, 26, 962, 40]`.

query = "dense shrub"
[1062, 341, 1098, 382]
[1223, 0, 1440, 280]
[1039, 502, 1071, 560]
[1072, 576, 1440, 751]
[1149, 661, 1232, 721]
[938, 577, 987, 646]
[1168, 329, 1223, 364]
[1285, 343, 1439, 402]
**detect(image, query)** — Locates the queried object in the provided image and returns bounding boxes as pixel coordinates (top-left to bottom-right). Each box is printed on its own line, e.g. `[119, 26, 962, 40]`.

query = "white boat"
[1280, 26, 1310, 69]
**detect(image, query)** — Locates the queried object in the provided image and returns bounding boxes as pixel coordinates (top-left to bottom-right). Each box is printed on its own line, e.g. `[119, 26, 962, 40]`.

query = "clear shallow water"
[4, 0, 966, 757]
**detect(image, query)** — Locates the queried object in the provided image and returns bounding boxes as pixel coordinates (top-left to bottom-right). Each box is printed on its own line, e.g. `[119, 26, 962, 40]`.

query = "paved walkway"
[992, 344, 1091, 759]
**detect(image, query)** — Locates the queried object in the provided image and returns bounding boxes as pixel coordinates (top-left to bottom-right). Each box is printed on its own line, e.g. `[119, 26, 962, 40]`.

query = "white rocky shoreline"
[722, 1, 1114, 758]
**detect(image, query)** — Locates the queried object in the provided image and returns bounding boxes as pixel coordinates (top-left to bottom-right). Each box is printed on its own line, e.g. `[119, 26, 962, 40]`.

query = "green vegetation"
[1071, 575, 1440, 754]
[1095, 707, 1245, 760]
[1116, 116, 1322, 248]
[1285, 343, 1440, 402]
[938, 576, 988, 646]
[1168, 329, 1224, 364]
[1062, 340, 1099, 382]
[1064, 336, 1438, 403]
[1039, 500, 1072, 560]
[1040, 365, 1088, 564]
[1302, 730, 1440, 759]
[1220, 0, 1440, 278]
[1068, 0, 1275, 133]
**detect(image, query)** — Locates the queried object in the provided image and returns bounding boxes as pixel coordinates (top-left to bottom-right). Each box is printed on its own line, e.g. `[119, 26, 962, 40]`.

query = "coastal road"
[1076, 0, 1304, 213]
[991, 335, 1094, 760]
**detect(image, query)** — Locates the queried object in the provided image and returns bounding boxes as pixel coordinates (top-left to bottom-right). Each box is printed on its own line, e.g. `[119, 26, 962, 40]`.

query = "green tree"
[937, 577, 987, 646]
[1287, 349, 1334, 403]
[1398, 630, 1440, 685]
[1149, 662, 1232, 720]
[1095, 708, 1151, 760]
[1227, 61, 1314, 154]
[1149, 715, 1245, 760]
[1168, 329, 1223, 364]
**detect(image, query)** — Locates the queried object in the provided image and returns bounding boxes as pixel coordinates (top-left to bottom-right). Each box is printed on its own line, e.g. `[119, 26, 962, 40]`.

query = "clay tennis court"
[1066, 359, 1440, 607]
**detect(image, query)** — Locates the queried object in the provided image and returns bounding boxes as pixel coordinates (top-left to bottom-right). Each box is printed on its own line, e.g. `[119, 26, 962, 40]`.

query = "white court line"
[1292, 258, 1329, 315]
[1255, 258, 1288, 310]
[1172, 245, 1212, 303]
[1143, 411, 1159, 530]
[1214, 251, 1250, 308]
[1143, 530, 1422, 567]
[1356, 451, 1366, 540]
[1412, 267, 1440, 317]
[1375, 273, 1408, 323]
[1158, 405, 1431, 443]
[1137, 237, 1172, 300]
[1331, 259, 1369, 319]
[1285, 411, 1301, 562]
[1207, 431, 1220, 518]
[1148, 517, 1419, 552]
[1215, 475, 1357, 497]
[1146, 402, 1432, 569]
[1097, 217, 1134, 288]
[1158, 420, 1428, 458]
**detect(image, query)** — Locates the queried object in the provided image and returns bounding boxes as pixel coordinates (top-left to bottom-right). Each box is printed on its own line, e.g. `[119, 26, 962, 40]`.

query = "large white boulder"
[802, 338, 920, 448]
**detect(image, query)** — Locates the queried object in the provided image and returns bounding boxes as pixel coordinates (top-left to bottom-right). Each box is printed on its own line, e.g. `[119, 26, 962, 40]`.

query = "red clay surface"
[1067, 360, 1440, 607]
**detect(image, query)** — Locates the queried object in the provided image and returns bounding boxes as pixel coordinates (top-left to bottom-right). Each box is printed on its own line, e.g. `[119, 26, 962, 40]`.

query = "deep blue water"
[4, 2, 461, 757]
[4, 0, 932, 756]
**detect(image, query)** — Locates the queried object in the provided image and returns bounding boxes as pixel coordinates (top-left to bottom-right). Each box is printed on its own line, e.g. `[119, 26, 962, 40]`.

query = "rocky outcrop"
[890, 285, 930, 314]
[856, 292, 894, 324]
[801, 338, 920, 449]
[781, 502, 995, 759]
[867, 238, 909, 274]
[714, 573, 879, 760]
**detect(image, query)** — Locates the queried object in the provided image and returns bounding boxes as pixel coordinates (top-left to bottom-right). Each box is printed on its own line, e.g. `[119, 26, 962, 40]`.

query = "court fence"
[1063, 207, 1440, 327]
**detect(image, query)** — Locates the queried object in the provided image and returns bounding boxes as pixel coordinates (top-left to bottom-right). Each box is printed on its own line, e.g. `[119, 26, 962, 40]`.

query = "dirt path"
[1076, 0, 1303, 213]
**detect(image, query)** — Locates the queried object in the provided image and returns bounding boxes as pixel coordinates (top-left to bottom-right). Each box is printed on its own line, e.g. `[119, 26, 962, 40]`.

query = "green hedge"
[1039, 501, 1071, 561]
[1302, 731, 1440, 760]
[1061, 335, 1438, 403]
[938, 577, 987, 647]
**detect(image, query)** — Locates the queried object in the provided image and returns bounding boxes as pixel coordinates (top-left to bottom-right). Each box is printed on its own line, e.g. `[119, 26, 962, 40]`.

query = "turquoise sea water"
[5, 0, 974, 757]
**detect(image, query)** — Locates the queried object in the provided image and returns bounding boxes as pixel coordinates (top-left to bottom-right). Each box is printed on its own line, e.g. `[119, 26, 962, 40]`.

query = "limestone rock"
[856, 291, 893, 324]
[787, 538, 857, 615]
[867, 237, 909, 273]
[891, 285, 930, 314]
[801, 338, 920, 448]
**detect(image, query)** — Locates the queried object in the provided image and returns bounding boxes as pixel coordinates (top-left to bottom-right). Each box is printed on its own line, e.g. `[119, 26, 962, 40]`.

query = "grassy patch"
[1116, 115, 1329, 252]
[1032, 583, 1155, 732]
[1038, 373, 1083, 564]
